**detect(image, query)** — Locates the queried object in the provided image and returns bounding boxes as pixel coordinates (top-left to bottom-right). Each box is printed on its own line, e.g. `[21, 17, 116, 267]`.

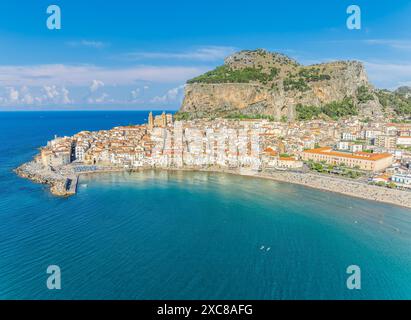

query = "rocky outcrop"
[15, 161, 75, 196]
[180, 49, 381, 120]
[181, 83, 296, 119]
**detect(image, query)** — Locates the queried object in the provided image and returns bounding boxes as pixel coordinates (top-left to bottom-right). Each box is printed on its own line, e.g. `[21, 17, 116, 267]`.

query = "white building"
[337, 141, 349, 150]
[75, 142, 90, 161]
[397, 136, 411, 147]
[350, 144, 363, 153]
[391, 174, 411, 188]
[341, 132, 357, 141]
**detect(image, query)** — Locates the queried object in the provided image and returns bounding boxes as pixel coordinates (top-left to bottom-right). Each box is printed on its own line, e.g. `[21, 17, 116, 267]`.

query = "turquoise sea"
[1, 111, 411, 300]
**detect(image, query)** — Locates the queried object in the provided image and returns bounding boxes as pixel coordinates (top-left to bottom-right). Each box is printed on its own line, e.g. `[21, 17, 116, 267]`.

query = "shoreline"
[244, 171, 411, 209]
[151, 166, 411, 209]
[15, 161, 411, 209]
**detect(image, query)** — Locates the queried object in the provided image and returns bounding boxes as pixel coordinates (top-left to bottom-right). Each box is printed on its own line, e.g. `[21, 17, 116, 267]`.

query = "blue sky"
[0, 0, 410, 110]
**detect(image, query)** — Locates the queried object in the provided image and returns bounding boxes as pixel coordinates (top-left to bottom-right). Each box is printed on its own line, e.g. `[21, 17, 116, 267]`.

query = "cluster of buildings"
[302, 147, 392, 172]
[39, 135, 73, 167]
[35, 112, 411, 189]
[332, 120, 411, 188]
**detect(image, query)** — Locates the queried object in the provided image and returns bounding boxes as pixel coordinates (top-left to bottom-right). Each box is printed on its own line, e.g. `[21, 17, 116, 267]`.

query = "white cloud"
[66, 40, 109, 49]
[20, 86, 34, 104]
[0, 85, 72, 106]
[61, 87, 72, 104]
[364, 61, 411, 89]
[7, 87, 19, 102]
[94, 93, 109, 103]
[150, 85, 185, 104]
[130, 88, 140, 99]
[43, 85, 59, 99]
[364, 39, 411, 51]
[90, 79, 105, 92]
[41, 85, 73, 104]
[122, 46, 237, 61]
[87, 93, 110, 104]
[0, 64, 207, 87]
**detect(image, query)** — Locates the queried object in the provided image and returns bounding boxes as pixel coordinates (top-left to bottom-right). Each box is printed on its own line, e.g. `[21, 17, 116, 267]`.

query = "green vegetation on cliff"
[283, 77, 310, 92]
[356, 85, 374, 103]
[322, 98, 358, 119]
[174, 111, 277, 121]
[174, 112, 191, 121]
[225, 113, 276, 121]
[296, 98, 358, 120]
[187, 65, 278, 85]
[376, 89, 411, 116]
[296, 104, 321, 120]
[298, 68, 331, 82]
[283, 67, 331, 92]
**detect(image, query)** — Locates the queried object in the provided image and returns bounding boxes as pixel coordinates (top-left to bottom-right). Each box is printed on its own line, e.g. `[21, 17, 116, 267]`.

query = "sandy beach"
[15, 161, 411, 209]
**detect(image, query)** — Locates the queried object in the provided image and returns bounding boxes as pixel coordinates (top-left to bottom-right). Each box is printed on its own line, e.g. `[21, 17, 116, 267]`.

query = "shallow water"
[1, 112, 411, 299]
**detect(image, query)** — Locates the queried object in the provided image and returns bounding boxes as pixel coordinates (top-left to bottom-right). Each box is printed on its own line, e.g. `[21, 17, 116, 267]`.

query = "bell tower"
[148, 111, 154, 130]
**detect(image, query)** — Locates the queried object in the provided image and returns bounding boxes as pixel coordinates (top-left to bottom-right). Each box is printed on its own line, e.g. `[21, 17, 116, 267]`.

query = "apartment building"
[302, 147, 393, 171]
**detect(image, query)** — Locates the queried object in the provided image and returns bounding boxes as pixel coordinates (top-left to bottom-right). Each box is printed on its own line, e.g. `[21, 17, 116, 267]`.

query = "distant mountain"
[177, 49, 402, 121]
[395, 86, 411, 98]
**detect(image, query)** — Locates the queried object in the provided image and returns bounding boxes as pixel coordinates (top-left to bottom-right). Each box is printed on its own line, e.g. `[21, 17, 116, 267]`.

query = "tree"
[387, 182, 397, 189]
[296, 104, 321, 120]
[321, 98, 358, 120]
[174, 112, 190, 121]
[356, 85, 374, 103]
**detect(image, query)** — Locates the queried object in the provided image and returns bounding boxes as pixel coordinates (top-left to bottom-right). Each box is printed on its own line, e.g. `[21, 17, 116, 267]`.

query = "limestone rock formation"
[179, 49, 383, 120]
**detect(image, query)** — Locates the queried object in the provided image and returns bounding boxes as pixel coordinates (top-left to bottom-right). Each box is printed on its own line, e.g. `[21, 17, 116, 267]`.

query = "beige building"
[154, 112, 167, 127]
[302, 147, 393, 172]
[41, 149, 71, 167]
[276, 157, 304, 169]
[148, 112, 154, 130]
[262, 147, 303, 170]
[150, 111, 173, 128]
[375, 135, 396, 149]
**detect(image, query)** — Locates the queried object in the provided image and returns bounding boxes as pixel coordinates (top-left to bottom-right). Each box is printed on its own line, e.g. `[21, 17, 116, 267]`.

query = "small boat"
[266, 247, 271, 251]
[80, 184, 88, 187]
[260, 246, 265, 250]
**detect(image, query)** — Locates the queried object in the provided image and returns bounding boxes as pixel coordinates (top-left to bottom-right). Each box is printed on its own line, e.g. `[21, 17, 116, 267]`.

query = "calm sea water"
[1, 111, 411, 300]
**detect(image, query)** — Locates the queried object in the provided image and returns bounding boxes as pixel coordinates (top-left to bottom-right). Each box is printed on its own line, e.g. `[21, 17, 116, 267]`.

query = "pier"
[65, 176, 78, 195]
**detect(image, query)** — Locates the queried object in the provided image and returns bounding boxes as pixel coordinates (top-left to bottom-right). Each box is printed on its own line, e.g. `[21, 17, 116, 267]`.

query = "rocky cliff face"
[179, 49, 381, 120]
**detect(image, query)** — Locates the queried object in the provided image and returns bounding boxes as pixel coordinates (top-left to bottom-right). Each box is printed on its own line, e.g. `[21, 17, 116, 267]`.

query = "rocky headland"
[178, 49, 409, 121]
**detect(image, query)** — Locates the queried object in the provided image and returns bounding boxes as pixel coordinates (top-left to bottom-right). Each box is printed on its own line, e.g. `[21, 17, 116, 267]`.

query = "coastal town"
[16, 111, 411, 208]
[14, 49, 411, 208]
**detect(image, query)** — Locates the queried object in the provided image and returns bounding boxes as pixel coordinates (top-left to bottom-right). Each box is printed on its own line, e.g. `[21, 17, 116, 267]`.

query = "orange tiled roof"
[375, 174, 391, 181]
[303, 147, 392, 161]
[263, 147, 277, 156]
[279, 157, 296, 161]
